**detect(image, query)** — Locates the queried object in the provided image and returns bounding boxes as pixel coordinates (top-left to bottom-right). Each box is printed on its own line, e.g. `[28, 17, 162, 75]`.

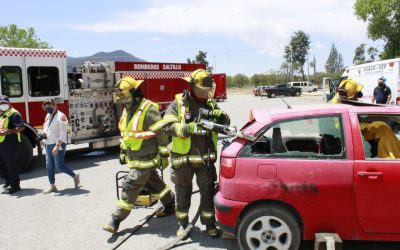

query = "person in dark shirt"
[372, 76, 391, 105]
[0, 95, 25, 194]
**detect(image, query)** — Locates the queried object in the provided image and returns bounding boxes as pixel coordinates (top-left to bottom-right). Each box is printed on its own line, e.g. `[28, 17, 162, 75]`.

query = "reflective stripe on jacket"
[119, 99, 158, 151]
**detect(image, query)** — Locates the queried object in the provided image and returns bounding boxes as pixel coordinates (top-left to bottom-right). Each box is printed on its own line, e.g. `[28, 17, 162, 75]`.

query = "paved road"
[0, 92, 399, 250]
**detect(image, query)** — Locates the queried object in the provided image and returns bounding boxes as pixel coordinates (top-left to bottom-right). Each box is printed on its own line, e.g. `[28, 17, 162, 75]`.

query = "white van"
[288, 81, 318, 92]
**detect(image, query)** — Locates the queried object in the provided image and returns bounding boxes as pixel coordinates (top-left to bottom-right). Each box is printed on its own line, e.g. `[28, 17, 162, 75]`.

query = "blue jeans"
[45, 143, 75, 184]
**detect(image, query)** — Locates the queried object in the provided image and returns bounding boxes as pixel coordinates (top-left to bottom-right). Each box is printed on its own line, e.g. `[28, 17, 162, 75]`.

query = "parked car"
[215, 104, 400, 250]
[265, 83, 301, 98]
[288, 81, 318, 92]
[253, 86, 268, 96]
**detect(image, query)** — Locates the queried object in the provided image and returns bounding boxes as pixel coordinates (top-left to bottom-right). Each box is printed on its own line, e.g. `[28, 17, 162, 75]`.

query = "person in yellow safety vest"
[158, 69, 230, 238]
[102, 77, 175, 234]
[330, 79, 364, 104]
[0, 95, 25, 194]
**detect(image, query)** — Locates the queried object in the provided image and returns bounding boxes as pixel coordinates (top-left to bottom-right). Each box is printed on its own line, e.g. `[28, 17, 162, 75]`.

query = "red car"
[215, 104, 400, 250]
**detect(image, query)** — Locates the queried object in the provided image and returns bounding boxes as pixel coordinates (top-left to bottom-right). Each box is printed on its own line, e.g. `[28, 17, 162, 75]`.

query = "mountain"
[67, 50, 145, 72]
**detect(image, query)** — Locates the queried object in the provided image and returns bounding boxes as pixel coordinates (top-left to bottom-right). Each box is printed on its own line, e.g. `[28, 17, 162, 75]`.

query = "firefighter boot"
[206, 224, 219, 238]
[102, 217, 121, 234]
[176, 223, 189, 240]
[155, 204, 175, 218]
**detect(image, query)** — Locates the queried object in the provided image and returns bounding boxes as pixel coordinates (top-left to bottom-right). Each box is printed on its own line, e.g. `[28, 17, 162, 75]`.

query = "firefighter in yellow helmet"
[157, 69, 230, 238]
[330, 79, 364, 104]
[102, 76, 175, 234]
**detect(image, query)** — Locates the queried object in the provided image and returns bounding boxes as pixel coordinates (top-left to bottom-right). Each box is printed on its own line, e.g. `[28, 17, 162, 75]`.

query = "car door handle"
[357, 171, 383, 180]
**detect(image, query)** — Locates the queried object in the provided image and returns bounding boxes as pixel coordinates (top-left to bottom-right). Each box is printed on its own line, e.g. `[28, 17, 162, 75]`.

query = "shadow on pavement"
[11, 188, 43, 198]
[54, 187, 90, 196]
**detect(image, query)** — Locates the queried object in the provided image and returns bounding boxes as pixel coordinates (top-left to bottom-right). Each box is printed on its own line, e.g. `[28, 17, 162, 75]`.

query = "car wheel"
[313, 88, 317, 92]
[17, 134, 33, 173]
[238, 206, 301, 250]
[295, 91, 300, 97]
[270, 93, 276, 98]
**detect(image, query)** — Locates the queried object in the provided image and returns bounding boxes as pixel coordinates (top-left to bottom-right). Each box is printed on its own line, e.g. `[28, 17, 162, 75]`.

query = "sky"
[1, 0, 382, 76]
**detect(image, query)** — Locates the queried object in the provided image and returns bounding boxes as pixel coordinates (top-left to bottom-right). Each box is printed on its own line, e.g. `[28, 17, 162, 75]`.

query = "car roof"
[252, 104, 400, 124]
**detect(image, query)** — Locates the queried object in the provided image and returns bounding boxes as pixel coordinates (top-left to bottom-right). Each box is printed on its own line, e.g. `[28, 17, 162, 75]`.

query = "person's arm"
[386, 94, 392, 105]
[0, 113, 25, 136]
[386, 87, 392, 105]
[161, 101, 192, 138]
[52, 113, 67, 155]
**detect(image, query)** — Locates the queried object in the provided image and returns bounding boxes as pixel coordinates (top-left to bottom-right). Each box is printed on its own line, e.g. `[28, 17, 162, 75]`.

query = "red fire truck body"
[0, 47, 227, 171]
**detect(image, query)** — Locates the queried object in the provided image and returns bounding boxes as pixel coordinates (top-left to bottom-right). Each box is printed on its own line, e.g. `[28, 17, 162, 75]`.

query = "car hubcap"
[246, 215, 291, 250]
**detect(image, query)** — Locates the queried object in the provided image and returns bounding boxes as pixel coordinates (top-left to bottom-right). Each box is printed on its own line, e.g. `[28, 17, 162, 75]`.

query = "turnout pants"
[112, 167, 174, 221]
[171, 162, 217, 226]
[0, 140, 20, 188]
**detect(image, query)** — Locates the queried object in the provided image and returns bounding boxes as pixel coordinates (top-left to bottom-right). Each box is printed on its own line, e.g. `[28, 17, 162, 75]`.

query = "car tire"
[17, 134, 33, 173]
[313, 88, 318, 92]
[270, 93, 276, 98]
[238, 206, 301, 250]
[295, 91, 300, 97]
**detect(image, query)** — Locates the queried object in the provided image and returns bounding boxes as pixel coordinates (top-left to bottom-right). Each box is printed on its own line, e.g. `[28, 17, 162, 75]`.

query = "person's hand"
[187, 122, 198, 135]
[119, 153, 127, 165]
[52, 145, 60, 156]
[0, 129, 7, 136]
[211, 109, 228, 120]
[161, 158, 169, 169]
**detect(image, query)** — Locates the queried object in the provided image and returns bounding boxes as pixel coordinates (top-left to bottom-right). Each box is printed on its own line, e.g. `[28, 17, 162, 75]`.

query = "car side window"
[358, 114, 400, 160]
[240, 115, 346, 159]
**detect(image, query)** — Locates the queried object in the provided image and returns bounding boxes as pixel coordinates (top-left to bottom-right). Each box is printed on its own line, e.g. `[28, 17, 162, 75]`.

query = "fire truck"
[0, 47, 227, 172]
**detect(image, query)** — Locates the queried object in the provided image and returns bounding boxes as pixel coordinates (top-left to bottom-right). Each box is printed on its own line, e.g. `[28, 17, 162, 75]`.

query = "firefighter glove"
[211, 109, 228, 121]
[161, 158, 169, 170]
[119, 153, 127, 165]
[187, 122, 198, 135]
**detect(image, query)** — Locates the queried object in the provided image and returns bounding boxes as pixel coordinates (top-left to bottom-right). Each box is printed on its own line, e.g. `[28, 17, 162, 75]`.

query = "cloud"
[314, 41, 328, 49]
[150, 36, 161, 42]
[69, 0, 367, 58]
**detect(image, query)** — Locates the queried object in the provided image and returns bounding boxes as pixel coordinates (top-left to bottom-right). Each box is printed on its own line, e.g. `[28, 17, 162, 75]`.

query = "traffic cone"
[249, 109, 254, 122]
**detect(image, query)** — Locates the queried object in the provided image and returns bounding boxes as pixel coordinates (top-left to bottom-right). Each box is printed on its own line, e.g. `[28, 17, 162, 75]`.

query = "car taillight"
[220, 157, 236, 179]
[397, 97, 400, 106]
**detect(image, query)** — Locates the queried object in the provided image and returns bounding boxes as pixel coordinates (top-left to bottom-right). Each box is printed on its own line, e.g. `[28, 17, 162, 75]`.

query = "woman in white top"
[41, 98, 80, 194]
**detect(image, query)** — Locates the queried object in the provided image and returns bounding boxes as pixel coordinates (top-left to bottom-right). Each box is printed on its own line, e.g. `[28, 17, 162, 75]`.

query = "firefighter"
[160, 69, 230, 238]
[0, 95, 24, 194]
[102, 77, 175, 234]
[330, 79, 363, 104]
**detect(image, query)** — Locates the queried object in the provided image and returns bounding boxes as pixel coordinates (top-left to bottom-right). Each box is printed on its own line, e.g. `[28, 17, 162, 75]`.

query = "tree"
[0, 24, 51, 48]
[354, 0, 400, 59]
[282, 31, 311, 80]
[187, 50, 214, 73]
[367, 47, 379, 62]
[232, 73, 249, 88]
[325, 43, 344, 73]
[353, 44, 367, 65]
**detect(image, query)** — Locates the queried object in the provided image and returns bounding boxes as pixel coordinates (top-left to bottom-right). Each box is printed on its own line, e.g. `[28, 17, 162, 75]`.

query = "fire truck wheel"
[17, 134, 33, 173]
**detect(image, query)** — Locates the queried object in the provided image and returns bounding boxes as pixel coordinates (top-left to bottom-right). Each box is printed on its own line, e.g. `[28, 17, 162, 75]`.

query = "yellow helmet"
[112, 76, 144, 103]
[336, 79, 363, 100]
[183, 69, 215, 99]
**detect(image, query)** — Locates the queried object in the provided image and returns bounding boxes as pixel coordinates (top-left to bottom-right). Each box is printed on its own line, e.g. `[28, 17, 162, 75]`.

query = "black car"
[265, 83, 302, 98]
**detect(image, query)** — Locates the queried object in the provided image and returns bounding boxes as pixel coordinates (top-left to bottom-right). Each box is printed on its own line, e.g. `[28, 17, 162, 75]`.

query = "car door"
[236, 113, 358, 235]
[353, 113, 400, 233]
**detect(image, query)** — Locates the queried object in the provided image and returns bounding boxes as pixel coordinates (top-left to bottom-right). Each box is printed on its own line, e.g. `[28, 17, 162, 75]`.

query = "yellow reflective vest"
[171, 94, 218, 155]
[0, 108, 21, 143]
[119, 99, 159, 151]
